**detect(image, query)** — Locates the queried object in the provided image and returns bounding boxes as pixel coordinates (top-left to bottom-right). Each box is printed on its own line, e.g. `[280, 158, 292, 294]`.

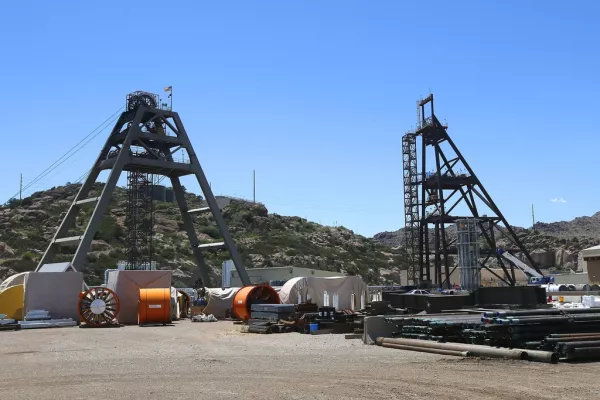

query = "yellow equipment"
[0, 284, 25, 320]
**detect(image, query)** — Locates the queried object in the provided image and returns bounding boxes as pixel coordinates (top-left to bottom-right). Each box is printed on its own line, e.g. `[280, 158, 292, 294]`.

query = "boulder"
[530, 249, 555, 269]
[0, 242, 16, 258]
[556, 248, 577, 266]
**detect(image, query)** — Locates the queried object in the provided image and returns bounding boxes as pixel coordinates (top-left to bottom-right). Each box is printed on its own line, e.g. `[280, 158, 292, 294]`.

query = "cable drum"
[78, 287, 120, 327]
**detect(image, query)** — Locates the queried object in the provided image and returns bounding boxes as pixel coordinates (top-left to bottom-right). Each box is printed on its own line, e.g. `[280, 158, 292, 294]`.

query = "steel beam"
[171, 113, 251, 286]
[170, 176, 212, 286]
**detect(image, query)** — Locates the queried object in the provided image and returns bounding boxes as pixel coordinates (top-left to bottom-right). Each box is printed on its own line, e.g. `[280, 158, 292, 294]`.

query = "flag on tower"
[164, 86, 172, 92]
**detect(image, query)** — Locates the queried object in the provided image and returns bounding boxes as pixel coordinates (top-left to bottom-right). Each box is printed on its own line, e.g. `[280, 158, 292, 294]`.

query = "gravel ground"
[0, 320, 599, 399]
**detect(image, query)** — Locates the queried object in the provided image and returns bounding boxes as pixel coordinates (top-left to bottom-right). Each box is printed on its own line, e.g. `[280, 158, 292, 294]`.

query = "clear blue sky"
[1, 1, 599, 237]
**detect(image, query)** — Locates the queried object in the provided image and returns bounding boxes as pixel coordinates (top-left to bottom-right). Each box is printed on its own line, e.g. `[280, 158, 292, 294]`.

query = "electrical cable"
[6, 106, 124, 202]
[1, 106, 124, 250]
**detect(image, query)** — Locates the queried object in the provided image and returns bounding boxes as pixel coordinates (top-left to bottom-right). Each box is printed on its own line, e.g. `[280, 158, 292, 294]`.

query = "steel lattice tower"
[125, 171, 153, 270]
[402, 94, 539, 288]
[35, 90, 251, 287]
[402, 133, 419, 285]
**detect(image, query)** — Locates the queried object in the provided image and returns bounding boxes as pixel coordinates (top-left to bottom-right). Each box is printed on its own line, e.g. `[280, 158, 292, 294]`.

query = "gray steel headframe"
[35, 101, 251, 287]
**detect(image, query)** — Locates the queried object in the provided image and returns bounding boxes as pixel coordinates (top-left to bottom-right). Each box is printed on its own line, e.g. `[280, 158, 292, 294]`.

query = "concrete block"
[363, 316, 396, 345]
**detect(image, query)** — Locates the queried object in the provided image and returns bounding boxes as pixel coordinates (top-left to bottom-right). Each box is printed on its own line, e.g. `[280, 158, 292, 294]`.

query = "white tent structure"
[0, 272, 29, 292]
[203, 287, 241, 318]
[278, 276, 368, 311]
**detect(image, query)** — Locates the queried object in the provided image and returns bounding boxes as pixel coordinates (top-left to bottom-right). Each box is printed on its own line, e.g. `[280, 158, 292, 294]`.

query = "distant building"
[228, 266, 345, 288]
[581, 245, 600, 284]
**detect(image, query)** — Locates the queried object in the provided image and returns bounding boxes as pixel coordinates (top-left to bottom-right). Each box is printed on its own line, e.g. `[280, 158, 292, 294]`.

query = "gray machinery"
[455, 218, 481, 291]
[35, 90, 251, 287]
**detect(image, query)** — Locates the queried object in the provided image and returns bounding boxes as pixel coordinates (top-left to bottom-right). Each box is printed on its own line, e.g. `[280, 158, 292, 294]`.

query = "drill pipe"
[380, 342, 470, 357]
[565, 346, 600, 361]
[548, 332, 600, 338]
[490, 308, 600, 317]
[495, 315, 600, 325]
[376, 337, 527, 360]
[523, 349, 558, 364]
[560, 340, 600, 349]
[544, 335, 600, 344]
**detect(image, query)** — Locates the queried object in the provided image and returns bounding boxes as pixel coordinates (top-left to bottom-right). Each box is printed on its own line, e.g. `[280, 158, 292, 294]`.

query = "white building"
[228, 266, 345, 288]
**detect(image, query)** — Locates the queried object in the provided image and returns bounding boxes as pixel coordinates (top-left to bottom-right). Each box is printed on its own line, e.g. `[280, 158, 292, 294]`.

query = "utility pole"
[532, 204, 535, 230]
[253, 170, 256, 203]
[19, 173, 22, 202]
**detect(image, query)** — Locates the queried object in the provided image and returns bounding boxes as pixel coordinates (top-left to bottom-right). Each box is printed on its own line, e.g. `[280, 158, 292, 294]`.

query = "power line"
[1, 106, 124, 250]
[7, 106, 124, 202]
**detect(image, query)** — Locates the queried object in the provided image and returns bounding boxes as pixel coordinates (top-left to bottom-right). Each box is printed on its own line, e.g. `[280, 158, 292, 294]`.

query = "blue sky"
[1, 1, 599, 237]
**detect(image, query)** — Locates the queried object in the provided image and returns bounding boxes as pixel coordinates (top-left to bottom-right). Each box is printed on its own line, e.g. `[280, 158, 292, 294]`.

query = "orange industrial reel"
[78, 287, 120, 327]
[138, 288, 171, 326]
[232, 285, 280, 321]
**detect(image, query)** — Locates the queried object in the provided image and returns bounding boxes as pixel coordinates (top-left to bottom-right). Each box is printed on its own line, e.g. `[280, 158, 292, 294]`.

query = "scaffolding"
[402, 133, 419, 285]
[125, 171, 154, 270]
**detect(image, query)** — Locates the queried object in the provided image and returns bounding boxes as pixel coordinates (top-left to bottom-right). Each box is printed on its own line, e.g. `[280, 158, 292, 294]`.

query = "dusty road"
[0, 321, 598, 399]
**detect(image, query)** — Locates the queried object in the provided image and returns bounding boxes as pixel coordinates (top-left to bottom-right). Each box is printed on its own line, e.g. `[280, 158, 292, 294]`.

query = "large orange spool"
[232, 285, 280, 321]
[138, 288, 171, 326]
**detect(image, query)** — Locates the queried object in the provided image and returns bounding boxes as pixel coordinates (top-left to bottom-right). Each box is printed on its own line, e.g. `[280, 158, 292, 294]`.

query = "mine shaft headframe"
[407, 93, 539, 288]
[35, 91, 253, 287]
[417, 94, 447, 131]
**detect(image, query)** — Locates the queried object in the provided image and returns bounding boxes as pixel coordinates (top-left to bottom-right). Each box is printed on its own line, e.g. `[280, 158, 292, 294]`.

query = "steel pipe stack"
[385, 308, 600, 362]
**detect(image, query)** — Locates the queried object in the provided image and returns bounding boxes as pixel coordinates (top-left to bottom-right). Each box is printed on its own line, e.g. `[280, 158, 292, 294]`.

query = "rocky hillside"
[0, 184, 406, 286]
[374, 218, 600, 272]
[534, 212, 600, 240]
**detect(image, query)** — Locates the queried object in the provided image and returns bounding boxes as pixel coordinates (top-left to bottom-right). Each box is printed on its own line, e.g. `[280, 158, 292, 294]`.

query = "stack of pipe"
[479, 308, 600, 350]
[389, 313, 484, 343]
[386, 308, 600, 362]
[538, 333, 600, 361]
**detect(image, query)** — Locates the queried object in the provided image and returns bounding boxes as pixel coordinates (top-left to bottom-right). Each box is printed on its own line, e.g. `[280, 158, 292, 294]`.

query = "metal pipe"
[524, 350, 558, 364]
[380, 342, 470, 357]
[565, 346, 600, 361]
[544, 335, 600, 344]
[548, 332, 600, 338]
[496, 315, 600, 325]
[492, 308, 600, 317]
[561, 340, 600, 349]
[377, 337, 527, 360]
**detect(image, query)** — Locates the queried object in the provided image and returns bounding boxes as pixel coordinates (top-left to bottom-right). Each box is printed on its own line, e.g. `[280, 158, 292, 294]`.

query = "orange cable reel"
[78, 287, 120, 327]
[232, 285, 280, 321]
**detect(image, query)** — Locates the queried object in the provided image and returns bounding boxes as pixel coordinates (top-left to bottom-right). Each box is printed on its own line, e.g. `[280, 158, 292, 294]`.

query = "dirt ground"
[0, 320, 599, 399]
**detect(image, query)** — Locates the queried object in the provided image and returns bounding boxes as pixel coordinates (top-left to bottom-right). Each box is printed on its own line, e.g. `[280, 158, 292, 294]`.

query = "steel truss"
[35, 91, 251, 287]
[402, 94, 539, 287]
[402, 133, 419, 285]
[125, 171, 153, 270]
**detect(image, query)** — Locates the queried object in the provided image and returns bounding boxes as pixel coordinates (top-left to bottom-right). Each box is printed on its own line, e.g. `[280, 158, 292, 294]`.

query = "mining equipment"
[402, 94, 541, 288]
[35, 90, 252, 288]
